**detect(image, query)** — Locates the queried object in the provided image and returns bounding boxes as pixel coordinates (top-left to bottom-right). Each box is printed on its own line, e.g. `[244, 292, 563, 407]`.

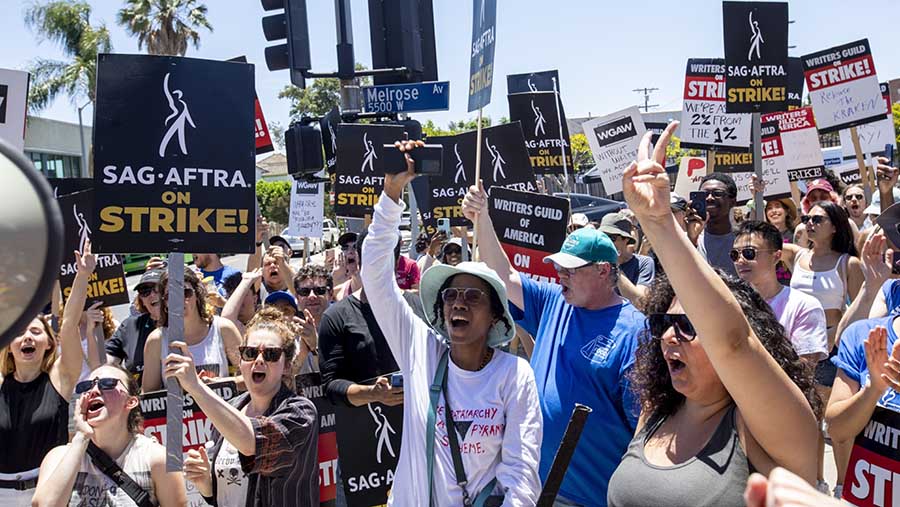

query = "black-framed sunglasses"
[340, 242, 357, 251]
[845, 194, 865, 201]
[707, 189, 731, 199]
[163, 287, 195, 299]
[297, 286, 329, 297]
[729, 247, 774, 262]
[76, 377, 126, 395]
[137, 286, 159, 298]
[441, 287, 488, 306]
[799, 215, 827, 226]
[238, 346, 285, 362]
[648, 313, 697, 342]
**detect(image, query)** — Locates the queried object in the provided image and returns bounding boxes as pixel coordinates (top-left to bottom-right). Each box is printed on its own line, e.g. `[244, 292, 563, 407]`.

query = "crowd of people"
[4, 122, 900, 506]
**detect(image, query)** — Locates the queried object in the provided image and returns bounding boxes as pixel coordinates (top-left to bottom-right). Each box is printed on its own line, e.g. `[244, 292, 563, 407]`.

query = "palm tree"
[24, 1, 112, 112]
[117, 0, 212, 56]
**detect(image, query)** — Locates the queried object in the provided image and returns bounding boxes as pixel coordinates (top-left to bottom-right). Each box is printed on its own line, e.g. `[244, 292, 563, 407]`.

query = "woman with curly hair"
[606, 123, 819, 507]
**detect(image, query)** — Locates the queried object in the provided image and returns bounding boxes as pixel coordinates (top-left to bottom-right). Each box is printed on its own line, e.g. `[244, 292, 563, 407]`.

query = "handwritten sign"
[673, 156, 708, 197]
[582, 106, 646, 196]
[679, 58, 751, 150]
[289, 179, 324, 239]
[839, 82, 896, 157]
[759, 120, 791, 200]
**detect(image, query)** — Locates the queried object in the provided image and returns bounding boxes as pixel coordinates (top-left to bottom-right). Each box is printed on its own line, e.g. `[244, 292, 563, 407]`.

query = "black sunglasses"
[76, 377, 126, 395]
[648, 313, 697, 342]
[296, 286, 329, 297]
[238, 346, 285, 362]
[340, 242, 357, 251]
[707, 189, 732, 199]
[163, 287, 195, 299]
[729, 247, 774, 262]
[799, 215, 827, 226]
[441, 287, 488, 306]
[137, 286, 159, 297]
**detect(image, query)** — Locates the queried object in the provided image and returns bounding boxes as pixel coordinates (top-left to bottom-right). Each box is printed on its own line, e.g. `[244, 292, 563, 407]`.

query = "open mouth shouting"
[665, 351, 687, 376]
[19, 343, 37, 360]
[85, 396, 106, 421]
[250, 369, 268, 385]
[448, 313, 470, 332]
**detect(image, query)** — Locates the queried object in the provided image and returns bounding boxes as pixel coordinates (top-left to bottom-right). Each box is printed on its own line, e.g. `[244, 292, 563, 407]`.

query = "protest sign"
[333, 123, 406, 218]
[802, 39, 887, 133]
[58, 189, 129, 309]
[468, 0, 497, 112]
[834, 161, 862, 187]
[0, 68, 29, 151]
[711, 149, 755, 204]
[890, 79, 900, 107]
[722, 1, 789, 113]
[141, 380, 238, 507]
[507, 69, 560, 93]
[334, 399, 403, 506]
[488, 187, 568, 283]
[471, 122, 538, 195]
[680, 58, 752, 150]
[787, 57, 804, 110]
[761, 107, 825, 181]
[92, 54, 256, 254]
[48, 177, 93, 198]
[289, 179, 325, 239]
[644, 122, 668, 146]
[228, 56, 274, 155]
[842, 405, 900, 506]
[321, 107, 341, 176]
[673, 157, 708, 198]
[296, 373, 339, 507]
[415, 135, 473, 227]
[410, 175, 437, 235]
[759, 120, 791, 200]
[582, 106, 646, 195]
[507, 91, 572, 174]
[839, 82, 896, 157]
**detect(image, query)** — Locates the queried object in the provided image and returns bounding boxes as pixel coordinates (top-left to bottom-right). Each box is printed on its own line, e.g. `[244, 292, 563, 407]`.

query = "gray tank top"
[607, 405, 751, 507]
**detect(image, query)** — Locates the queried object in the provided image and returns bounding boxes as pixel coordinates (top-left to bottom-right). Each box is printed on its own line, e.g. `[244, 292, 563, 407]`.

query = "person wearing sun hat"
[359, 140, 542, 506]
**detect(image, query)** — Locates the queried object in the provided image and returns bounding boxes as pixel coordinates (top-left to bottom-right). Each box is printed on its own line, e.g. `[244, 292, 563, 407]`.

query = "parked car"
[554, 192, 626, 223]
[279, 219, 340, 257]
[123, 253, 194, 274]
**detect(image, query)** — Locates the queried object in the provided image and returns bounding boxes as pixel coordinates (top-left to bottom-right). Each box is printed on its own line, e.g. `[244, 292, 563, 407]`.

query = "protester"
[794, 178, 861, 247]
[464, 171, 642, 505]
[697, 173, 739, 277]
[105, 270, 162, 383]
[0, 243, 93, 505]
[172, 307, 319, 507]
[332, 232, 361, 301]
[194, 254, 241, 292]
[221, 269, 262, 332]
[567, 212, 590, 233]
[261, 246, 294, 297]
[31, 364, 187, 506]
[395, 238, 421, 290]
[417, 230, 448, 273]
[763, 198, 797, 285]
[79, 303, 118, 375]
[835, 233, 895, 339]
[413, 230, 430, 261]
[360, 144, 542, 505]
[842, 184, 872, 232]
[606, 124, 818, 506]
[268, 234, 294, 259]
[732, 221, 828, 364]
[440, 237, 468, 267]
[141, 269, 242, 392]
[600, 211, 655, 306]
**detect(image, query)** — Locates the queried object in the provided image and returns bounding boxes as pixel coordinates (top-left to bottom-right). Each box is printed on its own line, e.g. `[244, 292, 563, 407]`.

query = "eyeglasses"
[238, 346, 285, 362]
[799, 215, 827, 226]
[729, 247, 774, 262]
[648, 313, 697, 342]
[163, 287, 195, 299]
[845, 194, 865, 201]
[443, 246, 462, 255]
[75, 377, 126, 395]
[441, 287, 488, 306]
[551, 262, 596, 277]
[706, 189, 731, 199]
[297, 286, 329, 297]
[340, 242, 357, 251]
[137, 286, 159, 298]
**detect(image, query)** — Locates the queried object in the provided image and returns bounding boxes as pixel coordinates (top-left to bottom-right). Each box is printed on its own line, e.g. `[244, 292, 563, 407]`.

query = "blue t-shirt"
[881, 280, 900, 315]
[511, 276, 642, 506]
[202, 265, 241, 294]
[833, 315, 900, 411]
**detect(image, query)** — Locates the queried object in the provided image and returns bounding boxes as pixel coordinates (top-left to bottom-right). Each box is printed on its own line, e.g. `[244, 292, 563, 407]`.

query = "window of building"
[25, 151, 82, 178]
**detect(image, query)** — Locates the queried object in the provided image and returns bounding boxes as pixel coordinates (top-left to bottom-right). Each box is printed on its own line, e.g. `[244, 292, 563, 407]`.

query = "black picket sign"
[333, 123, 407, 218]
[468, 0, 497, 112]
[507, 91, 573, 175]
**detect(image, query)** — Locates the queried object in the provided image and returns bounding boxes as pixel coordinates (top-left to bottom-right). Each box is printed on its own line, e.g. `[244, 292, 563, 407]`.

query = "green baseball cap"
[543, 227, 618, 269]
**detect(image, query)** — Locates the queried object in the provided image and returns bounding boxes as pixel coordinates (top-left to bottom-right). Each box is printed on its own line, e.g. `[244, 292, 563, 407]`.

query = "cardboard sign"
[507, 91, 573, 174]
[296, 374, 339, 507]
[141, 381, 238, 507]
[334, 401, 403, 507]
[471, 122, 538, 195]
[58, 189, 130, 309]
[415, 135, 473, 227]
[787, 57, 804, 110]
[680, 58, 752, 150]
[321, 107, 341, 175]
[0, 68, 29, 151]
[228, 56, 274, 155]
[48, 177, 93, 198]
[759, 120, 791, 200]
[843, 406, 900, 506]
[488, 187, 568, 283]
[333, 123, 406, 218]
[92, 54, 256, 254]
[468, 0, 497, 112]
[802, 39, 887, 133]
[839, 82, 896, 157]
[582, 106, 647, 195]
[289, 179, 324, 239]
[761, 107, 825, 180]
[722, 1, 789, 113]
[673, 157, 708, 197]
[834, 161, 862, 186]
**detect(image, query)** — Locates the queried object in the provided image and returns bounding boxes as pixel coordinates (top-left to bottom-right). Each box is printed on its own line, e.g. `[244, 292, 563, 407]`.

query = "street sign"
[361, 81, 450, 114]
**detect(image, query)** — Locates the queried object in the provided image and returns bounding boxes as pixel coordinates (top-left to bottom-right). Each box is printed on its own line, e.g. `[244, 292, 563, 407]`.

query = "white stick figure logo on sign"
[527, 78, 538, 92]
[747, 11, 764, 61]
[485, 137, 506, 181]
[532, 100, 546, 136]
[367, 403, 396, 464]
[328, 122, 337, 154]
[360, 132, 377, 172]
[158, 73, 196, 157]
[73, 203, 91, 253]
[454, 143, 467, 184]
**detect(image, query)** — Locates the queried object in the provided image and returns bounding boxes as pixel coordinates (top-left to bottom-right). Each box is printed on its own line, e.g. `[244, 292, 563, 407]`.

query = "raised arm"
[623, 122, 817, 481]
[837, 233, 892, 339]
[222, 269, 261, 328]
[52, 242, 96, 397]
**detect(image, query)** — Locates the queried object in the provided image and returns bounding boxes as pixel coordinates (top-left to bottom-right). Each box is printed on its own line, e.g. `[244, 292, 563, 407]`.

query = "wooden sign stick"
[850, 127, 873, 202]
[472, 108, 484, 262]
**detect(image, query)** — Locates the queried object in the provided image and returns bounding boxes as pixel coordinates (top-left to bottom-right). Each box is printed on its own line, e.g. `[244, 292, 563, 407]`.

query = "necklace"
[477, 348, 494, 371]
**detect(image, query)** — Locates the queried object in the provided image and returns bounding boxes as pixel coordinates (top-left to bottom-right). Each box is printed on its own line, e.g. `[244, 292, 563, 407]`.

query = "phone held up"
[390, 373, 403, 388]
[437, 218, 451, 236]
[689, 191, 708, 221]
[383, 140, 444, 176]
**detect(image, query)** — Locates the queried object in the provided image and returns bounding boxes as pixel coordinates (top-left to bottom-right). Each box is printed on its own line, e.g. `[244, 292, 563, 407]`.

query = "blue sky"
[3, 0, 899, 134]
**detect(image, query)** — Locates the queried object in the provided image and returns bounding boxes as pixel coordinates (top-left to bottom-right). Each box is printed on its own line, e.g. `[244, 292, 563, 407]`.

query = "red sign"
[254, 99, 274, 155]
[843, 406, 900, 506]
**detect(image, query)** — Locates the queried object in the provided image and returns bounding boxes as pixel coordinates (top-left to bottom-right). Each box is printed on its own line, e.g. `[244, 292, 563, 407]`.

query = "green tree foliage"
[255, 180, 292, 225]
[569, 133, 592, 172]
[117, 0, 212, 56]
[280, 64, 371, 120]
[25, 1, 112, 111]
[268, 121, 285, 151]
[894, 103, 900, 148]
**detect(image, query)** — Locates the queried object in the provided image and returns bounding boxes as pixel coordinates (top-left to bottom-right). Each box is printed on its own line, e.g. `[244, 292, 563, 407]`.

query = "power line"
[633, 87, 659, 112]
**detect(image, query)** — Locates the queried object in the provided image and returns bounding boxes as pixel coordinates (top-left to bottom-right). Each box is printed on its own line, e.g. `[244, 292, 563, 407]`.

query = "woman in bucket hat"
[359, 140, 542, 507]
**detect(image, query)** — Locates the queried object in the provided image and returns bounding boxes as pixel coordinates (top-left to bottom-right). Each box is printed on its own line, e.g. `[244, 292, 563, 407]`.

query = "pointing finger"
[652, 121, 679, 165]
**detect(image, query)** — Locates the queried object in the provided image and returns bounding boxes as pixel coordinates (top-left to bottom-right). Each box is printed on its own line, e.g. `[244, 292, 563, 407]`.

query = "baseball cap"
[543, 228, 619, 269]
[569, 213, 589, 228]
[338, 232, 358, 247]
[670, 193, 688, 212]
[806, 179, 834, 194]
[136, 270, 162, 291]
[264, 291, 298, 313]
[598, 211, 635, 241]
[268, 235, 291, 250]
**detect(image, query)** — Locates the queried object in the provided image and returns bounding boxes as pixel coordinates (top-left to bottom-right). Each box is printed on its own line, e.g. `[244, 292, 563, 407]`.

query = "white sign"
[839, 119, 896, 157]
[582, 106, 646, 195]
[288, 179, 324, 239]
[762, 107, 824, 175]
[679, 58, 751, 150]
[673, 156, 708, 198]
[834, 161, 862, 187]
[731, 171, 755, 204]
[0, 68, 29, 151]
[759, 121, 791, 200]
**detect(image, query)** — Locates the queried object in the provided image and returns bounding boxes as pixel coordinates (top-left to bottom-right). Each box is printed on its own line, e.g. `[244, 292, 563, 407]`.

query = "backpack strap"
[86, 441, 154, 507]
[426, 348, 450, 506]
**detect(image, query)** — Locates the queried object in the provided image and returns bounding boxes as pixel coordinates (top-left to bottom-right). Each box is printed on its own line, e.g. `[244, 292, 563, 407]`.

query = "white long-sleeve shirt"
[361, 192, 543, 507]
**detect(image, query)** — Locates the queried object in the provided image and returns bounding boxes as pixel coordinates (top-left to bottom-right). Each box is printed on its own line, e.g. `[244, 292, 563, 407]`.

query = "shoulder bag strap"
[86, 441, 154, 507]
[427, 348, 450, 507]
[442, 366, 473, 506]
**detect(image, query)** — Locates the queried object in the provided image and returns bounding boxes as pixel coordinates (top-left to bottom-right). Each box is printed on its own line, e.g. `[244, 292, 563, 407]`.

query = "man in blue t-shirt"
[464, 186, 644, 506]
[193, 253, 241, 294]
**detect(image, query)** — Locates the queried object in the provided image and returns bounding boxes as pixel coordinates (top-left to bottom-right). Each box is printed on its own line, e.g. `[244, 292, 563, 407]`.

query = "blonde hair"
[1, 315, 58, 377]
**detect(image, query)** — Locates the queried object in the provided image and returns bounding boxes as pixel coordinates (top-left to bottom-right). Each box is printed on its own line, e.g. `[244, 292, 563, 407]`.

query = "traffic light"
[368, 0, 438, 85]
[261, 0, 311, 88]
[285, 123, 325, 180]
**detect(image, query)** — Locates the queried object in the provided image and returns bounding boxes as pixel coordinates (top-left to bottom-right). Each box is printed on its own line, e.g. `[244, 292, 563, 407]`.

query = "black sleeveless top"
[0, 372, 69, 473]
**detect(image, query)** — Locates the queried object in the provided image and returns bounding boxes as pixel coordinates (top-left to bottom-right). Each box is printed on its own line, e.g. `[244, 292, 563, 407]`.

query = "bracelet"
[255, 241, 263, 247]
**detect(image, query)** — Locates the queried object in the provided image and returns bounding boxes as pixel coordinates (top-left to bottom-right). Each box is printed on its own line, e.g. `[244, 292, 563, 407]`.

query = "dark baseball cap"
[338, 232, 358, 247]
[269, 235, 291, 250]
[136, 269, 163, 291]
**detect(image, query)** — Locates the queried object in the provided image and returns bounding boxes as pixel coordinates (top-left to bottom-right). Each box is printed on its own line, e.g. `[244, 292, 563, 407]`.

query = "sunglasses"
[845, 194, 865, 201]
[799, 215, 827, 226]
[706, 189, 731, 199]
[76, 377, 126, 395]
[729, 247, 773, 262]
[297, 286, 329, 297]
[441, 287, 488, 306]
[340, 242, 357, 251]
[238, 346, 285, 362]
[648, 313, 697, 342]
[163, 287, 195, 299]
[137, 286, 159, 297]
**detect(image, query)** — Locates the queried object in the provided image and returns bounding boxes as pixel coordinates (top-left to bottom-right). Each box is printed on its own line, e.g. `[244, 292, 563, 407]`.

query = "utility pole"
[632, 87, 659, 113]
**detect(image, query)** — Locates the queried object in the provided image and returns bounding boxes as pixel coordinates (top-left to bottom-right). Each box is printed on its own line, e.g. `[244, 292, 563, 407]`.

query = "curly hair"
[157, 269, 213, 328]
[244, 307, 298, 384]
[431, 275, 512, 343]
[293, 264, 334, 291]
[630, 270, 822, 420]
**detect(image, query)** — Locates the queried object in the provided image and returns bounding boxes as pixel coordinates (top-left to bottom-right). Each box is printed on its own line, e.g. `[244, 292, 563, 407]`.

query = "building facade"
[24, 116, 91, 178]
